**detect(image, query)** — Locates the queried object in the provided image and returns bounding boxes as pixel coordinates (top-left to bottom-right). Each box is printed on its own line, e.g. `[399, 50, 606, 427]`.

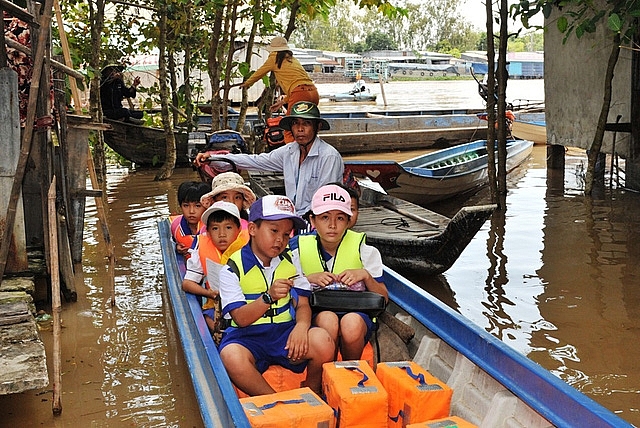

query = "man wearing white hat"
[240, 36, 319, 114]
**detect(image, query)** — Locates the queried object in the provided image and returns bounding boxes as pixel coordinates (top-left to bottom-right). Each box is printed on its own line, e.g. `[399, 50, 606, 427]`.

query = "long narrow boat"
[327, 91, 378, 102]
[158, 220, 632, 427]
[344, 139, 534, 206]
[201, 108, 490, 154]
[249, 173, 495, 274]
[103, 119, 191, 167]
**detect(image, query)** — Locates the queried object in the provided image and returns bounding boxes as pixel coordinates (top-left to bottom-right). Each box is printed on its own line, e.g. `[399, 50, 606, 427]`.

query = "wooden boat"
[197, 108, 489, 154]
[512, 119, 546, 145]
[248, 172, 495, 274]
[344, 139, 534, 205]
[103, 119, 190, 167]
[328, 90, 377, 102]
[157, 219, 632, 428]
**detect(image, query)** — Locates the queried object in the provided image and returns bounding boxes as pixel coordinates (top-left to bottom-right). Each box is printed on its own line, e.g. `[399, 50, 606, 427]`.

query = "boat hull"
[328, 92, 377, 102]
[103, 119, 190, 167]
[512, 120, 546, 145]
[199, 109, 489, 154]
[345, 139, 534, 205]
[158, 219, 631, 428]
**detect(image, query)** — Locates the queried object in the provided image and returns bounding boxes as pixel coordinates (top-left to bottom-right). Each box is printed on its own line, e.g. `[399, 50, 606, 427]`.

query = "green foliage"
[366, 31, 397, 50]
[292, 0, 482, 52]
[512, 0, 639, 45]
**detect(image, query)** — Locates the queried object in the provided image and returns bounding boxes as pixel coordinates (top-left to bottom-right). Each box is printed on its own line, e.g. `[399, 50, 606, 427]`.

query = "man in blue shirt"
[194, 101, 344, 214]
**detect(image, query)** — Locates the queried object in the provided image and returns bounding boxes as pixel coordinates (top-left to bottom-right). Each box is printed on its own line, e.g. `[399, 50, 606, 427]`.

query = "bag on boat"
[406, 416, 478, 428]
[240, 387, 336, 428]
[206, 130, 247, 153]
[309, 289, 386, 317]
[264, 116, 286, 151]
[322, 360, 388, 428]
[376, 361, 452, 427]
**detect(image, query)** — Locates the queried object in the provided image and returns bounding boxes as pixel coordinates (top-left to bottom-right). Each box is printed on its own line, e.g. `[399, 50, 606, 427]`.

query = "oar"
[378, 201, 439, 228]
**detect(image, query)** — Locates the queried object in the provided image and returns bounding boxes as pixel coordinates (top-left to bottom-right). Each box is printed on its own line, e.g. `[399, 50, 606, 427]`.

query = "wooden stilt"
[47, 177, 62, 415]
[378, 75, 387, 107]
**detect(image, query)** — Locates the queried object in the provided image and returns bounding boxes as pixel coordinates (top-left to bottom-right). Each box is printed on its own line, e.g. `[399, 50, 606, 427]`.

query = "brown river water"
[0, 80, 639, 426]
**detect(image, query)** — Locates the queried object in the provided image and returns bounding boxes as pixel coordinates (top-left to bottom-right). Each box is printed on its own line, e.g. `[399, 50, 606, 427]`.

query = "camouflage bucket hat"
[279, 101, 330, 131]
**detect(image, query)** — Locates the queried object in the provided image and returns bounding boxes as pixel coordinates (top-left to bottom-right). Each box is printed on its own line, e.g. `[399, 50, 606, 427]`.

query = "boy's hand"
[285, 324, 309, 362]
[268, 278, 293, 301]
[205, 289, 219, 299]
[175, 243, 189, 255]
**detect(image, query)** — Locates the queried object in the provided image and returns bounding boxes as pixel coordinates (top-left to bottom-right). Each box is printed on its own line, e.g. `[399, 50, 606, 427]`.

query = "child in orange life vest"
[170, 181, 210, 257]
[200, 172, 256, 223]
[290, 184, 388, 361]
[182, 201, 249, 334]
[218, 195, 335, 396]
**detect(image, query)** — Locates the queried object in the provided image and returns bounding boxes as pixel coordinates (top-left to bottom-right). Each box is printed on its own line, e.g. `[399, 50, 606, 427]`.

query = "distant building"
[463, 51, 544, 79]
[363, 50, 460, 77]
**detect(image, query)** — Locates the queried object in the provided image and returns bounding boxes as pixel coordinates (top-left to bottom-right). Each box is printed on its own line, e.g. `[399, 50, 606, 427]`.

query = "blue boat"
[157, 219, 632, 427]
[345, 139, 535, 205]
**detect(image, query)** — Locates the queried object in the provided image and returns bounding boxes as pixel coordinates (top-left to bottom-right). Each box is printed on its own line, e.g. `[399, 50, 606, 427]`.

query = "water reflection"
[444, 146, 640, 423]
[82, 169, 201, 426]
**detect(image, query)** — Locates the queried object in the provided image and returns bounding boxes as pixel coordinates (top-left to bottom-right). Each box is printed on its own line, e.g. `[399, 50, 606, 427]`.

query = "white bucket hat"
[201, 201, 241, 226]
[200, 172, 256, 210]
[266, 36, 291, 52]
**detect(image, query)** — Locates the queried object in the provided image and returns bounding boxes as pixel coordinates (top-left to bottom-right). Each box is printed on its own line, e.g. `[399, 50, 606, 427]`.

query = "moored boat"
[328, 91, 377, 102]
[248, 172, 495, 274]
[157, 219, 632, 428]
[345, 139, 534, 206]
[103, 118, 190, 167]
[198, 108, 490, 154]
[512, 119, 546, 145]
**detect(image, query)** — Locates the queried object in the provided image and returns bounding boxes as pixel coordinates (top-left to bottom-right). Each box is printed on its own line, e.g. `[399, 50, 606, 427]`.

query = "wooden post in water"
[378, 75, 388, 107]
[47, 177, 62, 415]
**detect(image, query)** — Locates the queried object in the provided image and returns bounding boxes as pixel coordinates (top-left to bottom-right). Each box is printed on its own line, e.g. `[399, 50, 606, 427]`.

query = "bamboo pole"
[52, 0, 82, 111]
[87, 154, 116, 306]
[0, 0, 54, 283]
[54, 3, 115, 303]
[47, 177, 62, 415]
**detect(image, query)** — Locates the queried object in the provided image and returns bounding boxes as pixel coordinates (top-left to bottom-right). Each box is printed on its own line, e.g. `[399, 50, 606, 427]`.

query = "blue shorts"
[202, 308, 215, 320]
[218, 322, 308, 374]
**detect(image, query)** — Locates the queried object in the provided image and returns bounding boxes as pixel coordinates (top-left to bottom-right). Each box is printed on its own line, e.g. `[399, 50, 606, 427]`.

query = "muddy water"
[1, 80, 639, 426]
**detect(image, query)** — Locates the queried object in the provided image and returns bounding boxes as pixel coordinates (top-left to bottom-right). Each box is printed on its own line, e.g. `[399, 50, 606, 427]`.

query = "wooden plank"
[0, 0, 38, 26]
[3, 36, 83, 79]
[48, 178, 63, 414]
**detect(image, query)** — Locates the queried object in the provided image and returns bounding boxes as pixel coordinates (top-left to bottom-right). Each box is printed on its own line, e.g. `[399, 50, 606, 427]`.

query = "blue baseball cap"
[249, 195, 306, 230]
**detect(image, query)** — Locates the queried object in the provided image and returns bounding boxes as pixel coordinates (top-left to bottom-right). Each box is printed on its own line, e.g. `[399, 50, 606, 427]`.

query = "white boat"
[345, 139, 535, 205]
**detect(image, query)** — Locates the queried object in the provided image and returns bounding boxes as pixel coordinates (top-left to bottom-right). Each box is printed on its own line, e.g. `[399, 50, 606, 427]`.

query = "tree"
[512, 0, 640, 195]
[366, 30, 397, 50]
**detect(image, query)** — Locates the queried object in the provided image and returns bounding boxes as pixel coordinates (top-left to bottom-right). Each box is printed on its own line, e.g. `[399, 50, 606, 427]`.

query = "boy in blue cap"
[218, 195, 335, 396]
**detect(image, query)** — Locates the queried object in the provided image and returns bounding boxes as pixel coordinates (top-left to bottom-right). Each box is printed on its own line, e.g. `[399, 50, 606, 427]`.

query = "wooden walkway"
[0, 277, 48, 395]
